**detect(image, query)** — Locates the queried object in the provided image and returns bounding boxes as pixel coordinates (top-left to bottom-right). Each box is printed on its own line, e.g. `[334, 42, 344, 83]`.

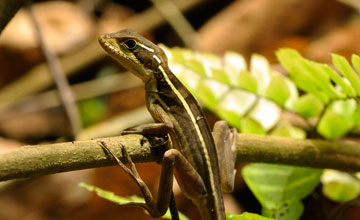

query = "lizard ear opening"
[124, 39, 137, 50]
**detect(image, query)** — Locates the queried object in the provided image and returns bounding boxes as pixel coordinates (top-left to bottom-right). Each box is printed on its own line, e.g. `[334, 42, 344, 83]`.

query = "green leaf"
[78, 182, 145, 204]
[242, 164, 322, 220]
[237, 70, 258, 93]
[275, 48, 303, 74]
[321, 170, 360, 203]
[213, 89, 255, 129]
[262, 200, 303, 220]
[224, 51, 247, 85]
[187, 59, 208, 77]
[195, 51, 223, 69]
[78, 182, 190, 220]
[352, 54, 360, 76]
[291, 93, 324, 118]
[317, 110, 353, 139]
[248, 98, 281, 131]
[354, 102, 360, 126]
[276, 49, 330, 103]
[298, 60, 341, 99]
[197, 79, 229, 108]
[216, 90, 257, 117]
[279, 74, 299, 109]
[276, 49, 320, 88]
[265, 74, 291, 106]
[241, 117, 266, 134]
[321, 64, 354, 97]
[78, 98, 107, 127]
[293, 59, 327, 92]
[161, 209, 190, 220]
[216, 108, 243, 130]
[331, 99, 357, 119]
[299, 58, 329, 84]
[174, 68, 201, 93]
[317, 99, 357, 139]
[226, 212, 274, 220]
[197, 83, 219, 107]
[289, 65, 329, 103]
[332, 54, 360, 96]
[270, 122, 306, 139]
[224, 51, 247, 73]
[169, 48, 187, 64]
[211, 68, 231, 84]
[250, 54, 271, 95]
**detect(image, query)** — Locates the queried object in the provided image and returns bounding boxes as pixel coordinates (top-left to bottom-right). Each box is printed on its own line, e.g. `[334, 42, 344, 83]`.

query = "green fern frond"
[163, 46, 287, 134]
[160, 46, 360, 219]
[276, 48, 360, 139]
[162, 45, 359, 140]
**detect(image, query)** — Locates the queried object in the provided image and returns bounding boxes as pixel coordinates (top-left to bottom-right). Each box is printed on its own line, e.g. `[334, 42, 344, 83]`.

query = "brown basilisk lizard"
[98, 29, 237, 220]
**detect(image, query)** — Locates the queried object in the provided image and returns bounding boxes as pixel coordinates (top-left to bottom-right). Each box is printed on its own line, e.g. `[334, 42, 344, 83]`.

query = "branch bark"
[0, 134, 160, 182]
[1, 134, 360, 182]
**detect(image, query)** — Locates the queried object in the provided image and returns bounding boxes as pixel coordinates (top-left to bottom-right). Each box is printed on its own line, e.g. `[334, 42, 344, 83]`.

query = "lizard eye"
[124, 39, 137, 50]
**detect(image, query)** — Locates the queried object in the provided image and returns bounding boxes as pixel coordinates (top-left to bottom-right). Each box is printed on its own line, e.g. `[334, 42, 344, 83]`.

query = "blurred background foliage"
[0, 0, 360, 219]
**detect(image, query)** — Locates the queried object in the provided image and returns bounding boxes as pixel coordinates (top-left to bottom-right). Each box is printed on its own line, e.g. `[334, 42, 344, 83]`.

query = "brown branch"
[236, 134, 360, 171]
[0, 135, 159, 182]
[1, 134, 360, 182]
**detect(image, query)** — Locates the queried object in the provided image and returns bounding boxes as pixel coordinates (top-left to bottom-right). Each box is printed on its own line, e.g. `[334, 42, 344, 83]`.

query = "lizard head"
[98, 29, 168, 83]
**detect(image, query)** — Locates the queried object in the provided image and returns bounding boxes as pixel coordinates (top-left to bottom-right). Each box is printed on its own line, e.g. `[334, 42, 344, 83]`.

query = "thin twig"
[0, 0, 24, 35]
[0, 0, 205, 113]
[0, 72, 142, 120]
[150, 0, 196, 47]
[76, 106, 152, 140]
[26, 2, 82, 137]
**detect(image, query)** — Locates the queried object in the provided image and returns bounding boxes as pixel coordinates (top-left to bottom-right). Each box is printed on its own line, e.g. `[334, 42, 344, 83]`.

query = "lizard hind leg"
[98, 141, 206, 218]
[98, 141, 170, 218]
[212, 121, 237, 193]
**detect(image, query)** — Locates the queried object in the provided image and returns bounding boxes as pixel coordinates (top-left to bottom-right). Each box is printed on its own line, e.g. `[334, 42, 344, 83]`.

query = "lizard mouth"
[98, 34, 150, 82]
[98, 35, 121, 56]
[98, 34, 131, 65]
